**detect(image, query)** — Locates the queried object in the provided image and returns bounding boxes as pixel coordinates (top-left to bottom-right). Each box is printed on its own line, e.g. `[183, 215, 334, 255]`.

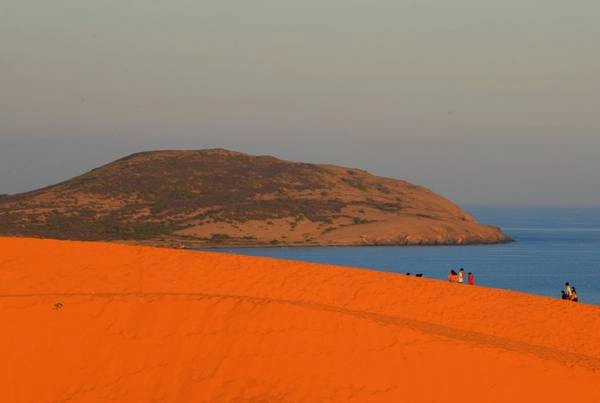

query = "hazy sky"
[1, 0, 599, 205]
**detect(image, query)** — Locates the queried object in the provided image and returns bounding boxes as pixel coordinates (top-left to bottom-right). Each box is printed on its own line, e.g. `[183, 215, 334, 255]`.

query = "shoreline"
[191, 238, 515, 249]
[0, 233, 514, 249]
[115, 236, 515, 249]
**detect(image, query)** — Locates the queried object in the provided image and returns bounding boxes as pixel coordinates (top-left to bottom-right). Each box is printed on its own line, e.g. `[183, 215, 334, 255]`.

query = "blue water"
[204, 207, 600, 305]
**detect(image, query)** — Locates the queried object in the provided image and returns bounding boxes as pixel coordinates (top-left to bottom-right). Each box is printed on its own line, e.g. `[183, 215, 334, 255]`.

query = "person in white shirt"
[564, 282, 573, 298]
[457, 268, 465, 284]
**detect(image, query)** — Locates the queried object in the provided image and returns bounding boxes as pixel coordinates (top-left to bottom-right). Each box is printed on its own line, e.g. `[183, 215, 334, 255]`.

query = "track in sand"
[1, 237, 599, 402]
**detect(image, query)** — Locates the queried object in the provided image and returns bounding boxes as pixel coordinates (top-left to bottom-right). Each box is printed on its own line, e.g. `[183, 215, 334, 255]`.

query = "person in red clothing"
[467, 272, 474, 285]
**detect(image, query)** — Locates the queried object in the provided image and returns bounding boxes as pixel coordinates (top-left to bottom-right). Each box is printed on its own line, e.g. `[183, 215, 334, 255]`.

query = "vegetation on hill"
[0, 149, 509, 247]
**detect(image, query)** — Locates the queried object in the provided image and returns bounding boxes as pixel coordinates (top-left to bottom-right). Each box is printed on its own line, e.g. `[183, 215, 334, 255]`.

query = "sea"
[205, 207, 600, 305]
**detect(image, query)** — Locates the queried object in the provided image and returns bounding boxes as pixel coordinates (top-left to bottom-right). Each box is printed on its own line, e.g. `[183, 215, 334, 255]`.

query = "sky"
[1, 0, 599, 206]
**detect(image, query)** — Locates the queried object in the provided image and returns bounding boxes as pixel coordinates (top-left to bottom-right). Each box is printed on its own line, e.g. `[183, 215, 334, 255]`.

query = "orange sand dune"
[1, 237, 599, 402]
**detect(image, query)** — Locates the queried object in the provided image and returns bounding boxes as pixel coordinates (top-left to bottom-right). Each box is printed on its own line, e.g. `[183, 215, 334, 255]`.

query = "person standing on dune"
[468, 272, 474, 285]
[457, 268, 465, 284]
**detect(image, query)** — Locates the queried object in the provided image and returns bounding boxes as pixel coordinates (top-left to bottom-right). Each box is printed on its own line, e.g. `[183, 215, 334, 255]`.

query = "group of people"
[448, 268, 474, 285]
[445, 270, 581, 301]
[561, 282, 579, 302]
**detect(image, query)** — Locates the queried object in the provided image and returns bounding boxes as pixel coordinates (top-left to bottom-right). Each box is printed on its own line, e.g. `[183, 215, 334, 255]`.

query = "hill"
[1, 237, 599, 402]
[0, 149, 509, 247]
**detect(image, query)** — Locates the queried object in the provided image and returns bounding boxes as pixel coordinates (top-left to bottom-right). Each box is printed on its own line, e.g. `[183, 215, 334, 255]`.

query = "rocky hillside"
[0, 149, 509, 247]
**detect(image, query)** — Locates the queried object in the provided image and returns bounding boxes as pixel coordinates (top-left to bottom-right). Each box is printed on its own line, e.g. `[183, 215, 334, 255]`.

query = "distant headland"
[0, 149, 510, 247]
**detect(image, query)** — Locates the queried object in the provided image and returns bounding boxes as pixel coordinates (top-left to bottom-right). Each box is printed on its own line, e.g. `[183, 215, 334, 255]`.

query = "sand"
[1, 237, 599, 402]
